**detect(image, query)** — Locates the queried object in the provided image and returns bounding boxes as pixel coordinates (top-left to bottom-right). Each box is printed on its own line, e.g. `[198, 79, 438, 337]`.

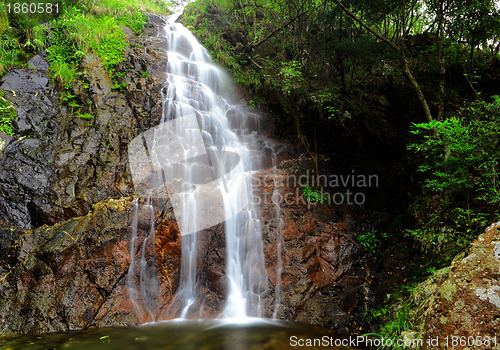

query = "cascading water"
[127, 4, 281, 321]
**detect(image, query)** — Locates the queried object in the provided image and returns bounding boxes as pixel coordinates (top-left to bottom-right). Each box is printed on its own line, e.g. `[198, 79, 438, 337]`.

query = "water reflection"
[0, 320, 365, 349]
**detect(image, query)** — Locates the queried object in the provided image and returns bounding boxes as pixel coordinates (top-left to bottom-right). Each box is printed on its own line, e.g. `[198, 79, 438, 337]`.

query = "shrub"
[407, 99, 500, 257]
[357, 232, 389, 256]
[301, 185, 329, 204]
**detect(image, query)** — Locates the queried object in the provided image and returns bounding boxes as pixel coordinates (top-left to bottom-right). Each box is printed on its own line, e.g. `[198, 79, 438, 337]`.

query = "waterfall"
[127, 5, 282, 321]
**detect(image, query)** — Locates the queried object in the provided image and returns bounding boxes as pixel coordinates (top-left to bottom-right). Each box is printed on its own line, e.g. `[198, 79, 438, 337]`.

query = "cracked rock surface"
[0, 198, 139, 334]
[404, 222, 500, 350]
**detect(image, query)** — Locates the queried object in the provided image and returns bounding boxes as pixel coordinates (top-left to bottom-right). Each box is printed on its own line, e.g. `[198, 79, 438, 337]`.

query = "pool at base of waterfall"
[0, 320, 367, 349]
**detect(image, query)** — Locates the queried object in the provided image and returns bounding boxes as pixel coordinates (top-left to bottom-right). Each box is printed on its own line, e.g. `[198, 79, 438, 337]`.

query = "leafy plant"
[310, 89, 340, 120]
[278, 61, 303, 94]
[357, 232, 389, 256]
[364, 306, 389, 323]
[302, 185, 329, 204]
[364, 302, 414, 349]
[96, 22, 127, 74]
[0, 93, 17, 136]
[0, 1, 54, 76]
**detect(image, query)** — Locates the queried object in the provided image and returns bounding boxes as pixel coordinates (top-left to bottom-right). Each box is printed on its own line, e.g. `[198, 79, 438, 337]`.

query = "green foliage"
[0, 92, 17, 135]
[46, 7, 128, 85]
[0, 33, 23, 75]
[46, 17, 80, 86]
[310, 89, 340, 120]
[301, 185, 329, 204]
[41, 0, 166, 109]
[364, 302, 414, 349]
[357, 232, 389, 256]
[378, 303, 412, 347]
[492, 95, 500, 105]
[407, 100, 500, 256]
[96, 24, 127, 74]
[111, 80, 127, 90]
[116, 12, 148, 35]
[364, 306, 390, 324]
[357, 232, 378, 256]
[446, 0, 500, 49]
[1, 0, 169, 78]
[0, 1, 54, 75]
[90, 0, 169, 19]
[278, 61, 303, 94]
[59, 89, 80, 113]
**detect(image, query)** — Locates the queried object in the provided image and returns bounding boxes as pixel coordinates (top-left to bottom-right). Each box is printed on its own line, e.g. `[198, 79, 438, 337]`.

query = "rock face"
[0, 198, 136, 334]
[0, 14, 177, 335]
[259, 161, 369, 335]
[406, 222, 500, 349]
[0, 15, 168, 230]
[0, 54, 60, 229]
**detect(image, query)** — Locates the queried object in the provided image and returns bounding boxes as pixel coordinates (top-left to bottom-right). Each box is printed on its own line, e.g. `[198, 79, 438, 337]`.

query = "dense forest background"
[1, 0, 500, 344]
[180, 0, 500, 257]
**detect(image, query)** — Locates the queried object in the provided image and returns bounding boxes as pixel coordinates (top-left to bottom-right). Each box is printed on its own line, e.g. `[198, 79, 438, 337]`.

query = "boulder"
[408, 222, 500, 350]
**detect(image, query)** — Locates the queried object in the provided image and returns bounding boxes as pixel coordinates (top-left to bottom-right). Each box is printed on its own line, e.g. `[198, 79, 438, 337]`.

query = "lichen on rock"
[404, 222, 500, 350]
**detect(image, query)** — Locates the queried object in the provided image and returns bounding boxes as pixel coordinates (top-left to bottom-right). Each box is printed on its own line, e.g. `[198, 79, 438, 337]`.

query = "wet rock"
[0, 132, 12, 153]
[46, 25, 168, 224]
[258, 165, 367, 335]
[0, 14, 371, 338]
[280, 153, 332, 176]
[82, 53, 114, 108]
[0, 69, 49, 93]
[0, 15, 179, 333]
[0, 53, 59, 229]
[27, 54, 50, 71]
[0, 198, 136, 334]
[144, 14, 167, 37]
[0, 197, 184, 335]
[0, 224, 24, 261]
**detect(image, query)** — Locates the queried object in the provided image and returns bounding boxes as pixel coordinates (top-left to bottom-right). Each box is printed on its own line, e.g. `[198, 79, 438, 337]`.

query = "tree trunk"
[436, 0, 445, 121]
[401, 58, 434, 124]
[333, 0, 435, 126]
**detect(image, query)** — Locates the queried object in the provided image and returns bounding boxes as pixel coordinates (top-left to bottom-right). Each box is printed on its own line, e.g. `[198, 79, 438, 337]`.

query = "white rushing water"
[127, 4, 281, 320]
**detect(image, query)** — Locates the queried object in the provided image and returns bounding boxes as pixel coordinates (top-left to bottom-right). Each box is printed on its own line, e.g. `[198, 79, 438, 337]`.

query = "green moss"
[76, 113, 93, 120]
[439, 282, 457, 302]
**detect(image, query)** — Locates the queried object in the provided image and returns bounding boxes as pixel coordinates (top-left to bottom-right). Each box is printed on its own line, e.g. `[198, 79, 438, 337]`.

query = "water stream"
[127, 3, 279, 321]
